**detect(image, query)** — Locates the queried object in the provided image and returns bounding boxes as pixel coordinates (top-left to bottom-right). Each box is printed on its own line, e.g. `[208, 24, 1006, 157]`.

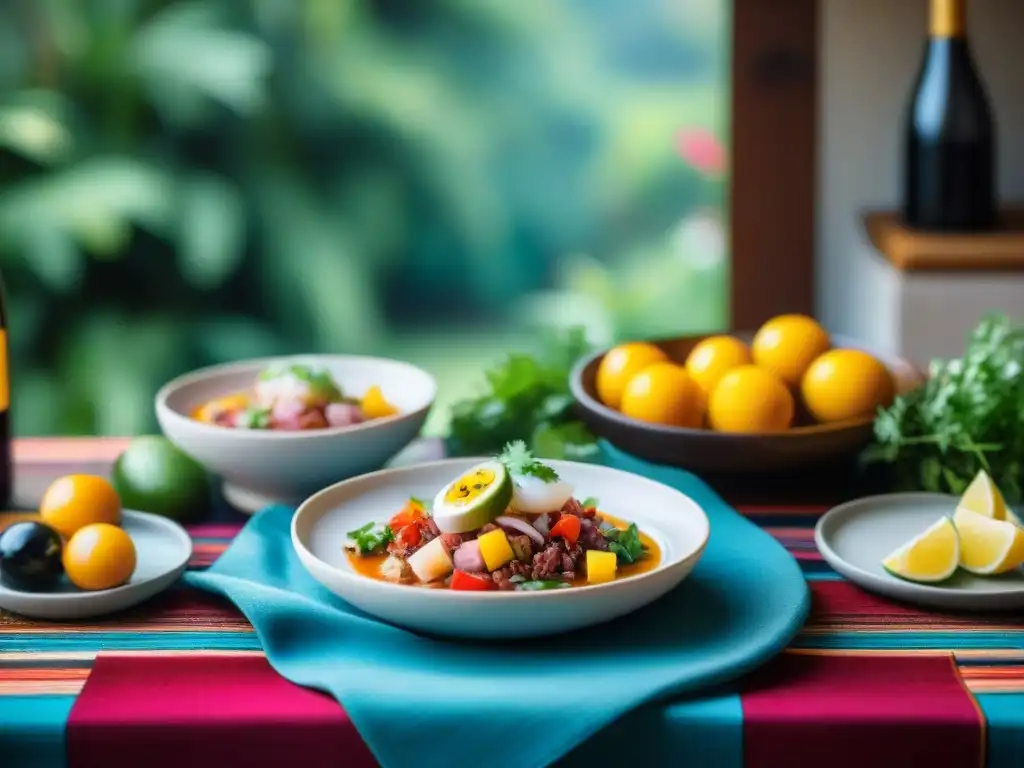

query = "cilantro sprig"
[499, 440, 560, 482]
[863, 313, 1024, 502]
[345, 522, 394, 555]
[237, 406, 272, 429]
[446, 327, 598, 461]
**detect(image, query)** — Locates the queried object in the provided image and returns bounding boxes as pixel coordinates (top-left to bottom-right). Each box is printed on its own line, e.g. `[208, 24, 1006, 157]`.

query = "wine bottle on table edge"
[903, 0, 996, 232]
[0, 273, 10, 508]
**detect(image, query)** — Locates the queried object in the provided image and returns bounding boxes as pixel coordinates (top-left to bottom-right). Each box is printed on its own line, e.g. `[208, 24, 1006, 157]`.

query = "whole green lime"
[112, 436, 211, 522]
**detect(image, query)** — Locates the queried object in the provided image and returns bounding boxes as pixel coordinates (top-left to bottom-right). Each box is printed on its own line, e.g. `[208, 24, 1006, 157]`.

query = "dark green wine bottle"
[0, 272, 10, 507]
[903, 0, 995, 231]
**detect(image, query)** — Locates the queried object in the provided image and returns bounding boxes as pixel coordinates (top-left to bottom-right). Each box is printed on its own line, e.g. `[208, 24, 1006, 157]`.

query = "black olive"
[0, 521, 64, 591]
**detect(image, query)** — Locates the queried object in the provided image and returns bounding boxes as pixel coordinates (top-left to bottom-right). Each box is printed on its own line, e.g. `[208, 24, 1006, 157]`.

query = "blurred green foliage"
[0, 0, 727, 437]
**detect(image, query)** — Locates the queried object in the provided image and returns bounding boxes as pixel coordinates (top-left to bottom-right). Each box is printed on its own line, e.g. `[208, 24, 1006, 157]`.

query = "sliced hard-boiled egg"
[497, 440, 575, 514]
[432, 460, 513, 534]
[510, 473, 574, 514]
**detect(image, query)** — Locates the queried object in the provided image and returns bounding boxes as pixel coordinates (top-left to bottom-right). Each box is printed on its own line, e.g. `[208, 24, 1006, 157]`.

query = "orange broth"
[347, 512, 661, 588]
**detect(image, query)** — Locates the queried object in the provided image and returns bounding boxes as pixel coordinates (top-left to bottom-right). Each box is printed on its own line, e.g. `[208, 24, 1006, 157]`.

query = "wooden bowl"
[569, 333, 924, 475]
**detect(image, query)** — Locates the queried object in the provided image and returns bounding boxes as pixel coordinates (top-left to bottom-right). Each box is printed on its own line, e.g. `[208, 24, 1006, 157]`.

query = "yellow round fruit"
[801, 348, 895, 423]
[596, 342, 669, 410]
[40, 474, 122, 540]
[620, 362, 703, 428]
[63, 523, 137, 591]
[751, 314, 831, 387]
[708, 365, 795, 433]
[685, 335, 753, 403]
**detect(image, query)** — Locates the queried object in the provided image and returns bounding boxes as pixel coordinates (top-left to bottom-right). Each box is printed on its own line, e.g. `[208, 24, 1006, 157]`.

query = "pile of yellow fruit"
[595, 314, 896, 434]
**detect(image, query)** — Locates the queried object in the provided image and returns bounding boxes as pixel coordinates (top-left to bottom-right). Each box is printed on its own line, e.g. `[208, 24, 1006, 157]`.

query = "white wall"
[817, 0, 1024, 365]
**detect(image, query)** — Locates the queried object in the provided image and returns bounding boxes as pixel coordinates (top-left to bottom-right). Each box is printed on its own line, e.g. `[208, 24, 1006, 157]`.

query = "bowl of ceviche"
[156, 355, 436, 512]
[291, 441, 710, 638]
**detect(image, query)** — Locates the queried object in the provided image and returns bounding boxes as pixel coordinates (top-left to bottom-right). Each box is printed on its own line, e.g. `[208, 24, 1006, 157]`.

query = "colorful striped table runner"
[2, 438, 1023, 768]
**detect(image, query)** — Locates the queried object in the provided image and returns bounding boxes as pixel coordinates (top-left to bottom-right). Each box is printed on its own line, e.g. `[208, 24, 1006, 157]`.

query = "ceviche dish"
[193, 363, 398, 430]
[345, 442, 660, 591]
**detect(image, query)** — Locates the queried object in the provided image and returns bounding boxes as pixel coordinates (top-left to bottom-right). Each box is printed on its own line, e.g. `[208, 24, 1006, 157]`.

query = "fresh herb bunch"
[447, 326, 599, 460]
[863, 314, 1024, 503]
[499, 440, 560, 481]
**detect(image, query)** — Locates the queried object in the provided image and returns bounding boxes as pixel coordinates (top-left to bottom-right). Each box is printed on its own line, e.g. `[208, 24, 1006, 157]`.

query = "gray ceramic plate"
[815, 493, 1024, 611]
[570, 333, 923, 475]
[0, 510, 192, 620]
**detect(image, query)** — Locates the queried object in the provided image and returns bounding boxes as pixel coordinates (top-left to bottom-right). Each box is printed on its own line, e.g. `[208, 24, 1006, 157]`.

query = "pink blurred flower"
[676, 128, 727, 176]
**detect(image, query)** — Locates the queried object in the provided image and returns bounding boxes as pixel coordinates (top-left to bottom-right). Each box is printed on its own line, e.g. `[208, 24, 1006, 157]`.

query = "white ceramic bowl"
[291, 458, 710, 639]
[156, 355, 436, 512]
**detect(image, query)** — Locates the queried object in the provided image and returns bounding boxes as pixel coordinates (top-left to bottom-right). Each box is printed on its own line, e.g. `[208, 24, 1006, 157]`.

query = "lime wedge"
[957, 469, 1009, 519]
[880, 517, 959, 583]
[432, 460, 512, 534]
[953, 507, 1024, 575]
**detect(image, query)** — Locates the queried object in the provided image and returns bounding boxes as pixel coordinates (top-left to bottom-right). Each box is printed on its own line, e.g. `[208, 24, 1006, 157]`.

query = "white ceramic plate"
[156, 355, 437, 513]
[292, 458, 710, 639]
[815, 493, 1024, 611]
[0, 510, 193, 620]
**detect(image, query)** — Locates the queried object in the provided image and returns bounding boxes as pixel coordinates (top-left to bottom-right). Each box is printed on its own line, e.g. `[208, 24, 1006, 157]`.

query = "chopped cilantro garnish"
[580, 496, 599, 509]
[604, 523, 646, 564]
[516, 579, 571, 591]
[237, 406, 272, 429]
[345, 522, 394, 554]
[499, 440, 560, 482]
[409, 496, 429, 509]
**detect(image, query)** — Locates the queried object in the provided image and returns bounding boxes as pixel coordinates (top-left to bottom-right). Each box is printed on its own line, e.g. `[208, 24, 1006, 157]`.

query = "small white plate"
[292, 458, 710, 639]
[0, 510, 193, 620]
[815, 493, 1024, 611]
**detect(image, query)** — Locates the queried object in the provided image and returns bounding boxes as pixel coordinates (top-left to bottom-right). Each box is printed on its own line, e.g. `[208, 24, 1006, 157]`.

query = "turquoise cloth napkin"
[185, 444, 808, 768]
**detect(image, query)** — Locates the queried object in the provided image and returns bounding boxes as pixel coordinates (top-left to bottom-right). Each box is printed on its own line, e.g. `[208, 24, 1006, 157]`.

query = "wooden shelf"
[863, 208, 1024, 271]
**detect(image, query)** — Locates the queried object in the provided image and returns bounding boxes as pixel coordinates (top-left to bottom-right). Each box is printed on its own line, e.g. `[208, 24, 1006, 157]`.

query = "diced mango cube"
[586, 550, 618, 584]
[361, 385, 399, 419]
[478, 529, 515, 571]
[194, 393, 250, 423]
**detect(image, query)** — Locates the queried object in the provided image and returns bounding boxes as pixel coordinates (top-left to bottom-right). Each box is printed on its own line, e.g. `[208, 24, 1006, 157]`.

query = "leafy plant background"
[0, 0, 728, 437]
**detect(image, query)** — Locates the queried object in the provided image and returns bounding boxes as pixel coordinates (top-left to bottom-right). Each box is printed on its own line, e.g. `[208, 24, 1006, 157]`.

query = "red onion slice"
[496, 515, 546, 547]
[452, 539, 486, 573]
[325, 402, 363, 427]
[532, 513, 550, 536]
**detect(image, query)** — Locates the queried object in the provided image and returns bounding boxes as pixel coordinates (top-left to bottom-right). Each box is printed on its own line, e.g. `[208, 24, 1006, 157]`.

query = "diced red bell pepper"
[396, 524, 422, 548]
[450, 570, 495, 591]
[389, 501, 426, 531]
[581, 505, 597, 518]
[549, 514, 581, 547]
